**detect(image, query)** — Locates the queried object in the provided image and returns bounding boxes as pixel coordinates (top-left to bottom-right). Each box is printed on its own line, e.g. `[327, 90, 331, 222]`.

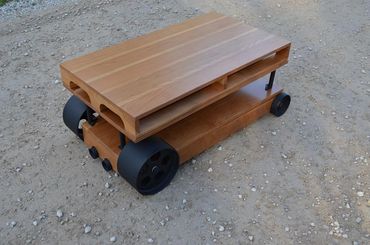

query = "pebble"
[32, 220, 38, 226]
[310, 222, 315, 227]
[281, 153, 288, 159]
[217, 146, 223, 151]
[251, 187, 257, 192]
[366, 200, 370, 207]
[356, 217, 362, 223]
[110, 236, 116, 242]
[191, 159, 196, 164]
[271, 131, 277, 136]
[105, 182, 111, 189]
[84, 225, 92, 233]
[285, 226, 290, 232]
[54, 79, 60, 84]
[207, 167, 213, 173]
[56, 210, 63, 218]
[10, 221, 16, 227]
[248, 235, 254, 241]
[357, 191, 364, 197]
[361, 69, 366, 74]
[148, 238, 154, 243]
[219, 225, 225, 232]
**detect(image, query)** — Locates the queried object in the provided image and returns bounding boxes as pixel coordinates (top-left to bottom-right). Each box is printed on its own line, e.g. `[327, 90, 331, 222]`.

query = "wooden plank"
[75, 16, 240, 81]
[87, 23, 256, 91]
[61, 12, 224, 71]
[122, 39, 289, 119]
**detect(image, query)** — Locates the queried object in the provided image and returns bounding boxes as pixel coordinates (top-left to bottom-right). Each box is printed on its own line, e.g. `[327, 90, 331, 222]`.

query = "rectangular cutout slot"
[69, 81, 91, 104]
[99, 104, 125, 130]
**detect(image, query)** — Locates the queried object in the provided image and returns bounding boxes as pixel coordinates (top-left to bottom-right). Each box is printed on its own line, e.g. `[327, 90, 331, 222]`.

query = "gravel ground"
[0, 0, 369, 244]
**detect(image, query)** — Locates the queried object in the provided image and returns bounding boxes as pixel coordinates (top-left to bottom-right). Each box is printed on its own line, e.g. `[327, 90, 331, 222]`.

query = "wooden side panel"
[157, 79, 282, 163]
[81, 79, 283, 167]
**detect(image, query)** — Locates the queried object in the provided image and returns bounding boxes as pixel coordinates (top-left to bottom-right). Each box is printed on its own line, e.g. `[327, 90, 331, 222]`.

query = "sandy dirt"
[0, 0, 369, 244]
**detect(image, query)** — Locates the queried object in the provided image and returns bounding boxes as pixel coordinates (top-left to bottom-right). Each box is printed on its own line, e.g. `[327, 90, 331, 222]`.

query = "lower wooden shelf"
[82, 78, 282, 170]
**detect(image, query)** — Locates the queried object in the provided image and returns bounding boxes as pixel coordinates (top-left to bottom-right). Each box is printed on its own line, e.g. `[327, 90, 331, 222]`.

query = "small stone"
[217, 146, 223, 151]
[33, 145, 39, 149]
[343, 234, 348, 239]
[148, 238, 154, 243]
[32, 220, 38, 226]
[56, 210, 63, 218]
[10, 221, 16, 227]
[105, 182, 111, 189]
[285, 226, 290, 232]
[361, 69, 366, 74]
[110, 236, 116, 242]
[251, 187, 257, 192]
[276, 3, 281, 7]
[15, 167, 22, 172]
[248, 235, 254, 241]
[353, 241, 359, 245]
[310, 222, 315, 227]
[54, 79, 60, 84]
[182, 199, 187, 204]
[24, 52, 29, 56]
[84, 225, 92, 233]
[366, 200, 370, 207]
[281, 153, 288, 159]
[219, 225, 225, 232]
[357, 191, 364, 197]
[271, 131, 277, 136]
[356, 217, 362, 223]
[191, 159, 196, 164]
[207, 167, 213, 173]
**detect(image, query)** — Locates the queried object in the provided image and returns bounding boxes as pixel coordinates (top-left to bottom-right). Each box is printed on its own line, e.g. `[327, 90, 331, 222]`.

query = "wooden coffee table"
[61, 12, 291, 195]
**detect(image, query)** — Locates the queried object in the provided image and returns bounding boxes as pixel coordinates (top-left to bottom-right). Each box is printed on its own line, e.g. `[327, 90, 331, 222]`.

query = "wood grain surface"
[62, 12, 290, 142]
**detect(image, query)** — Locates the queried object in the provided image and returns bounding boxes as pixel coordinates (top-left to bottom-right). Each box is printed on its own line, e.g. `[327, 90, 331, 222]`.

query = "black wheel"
[117, 137, 179, 195]
[63, 96, 88, 139]
[102, 159, 112, 172]
[270, 92, 291, 117]
[88, 147, 99, 159]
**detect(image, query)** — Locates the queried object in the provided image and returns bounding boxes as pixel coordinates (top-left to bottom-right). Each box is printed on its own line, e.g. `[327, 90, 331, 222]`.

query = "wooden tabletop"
[61, 12, 290, 141]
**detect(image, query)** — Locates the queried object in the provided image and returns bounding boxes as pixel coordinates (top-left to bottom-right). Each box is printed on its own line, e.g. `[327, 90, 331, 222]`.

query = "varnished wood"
[61, 12, 290, 142]
[82, 78, 282, 166]
[82, 119, 121, 171]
